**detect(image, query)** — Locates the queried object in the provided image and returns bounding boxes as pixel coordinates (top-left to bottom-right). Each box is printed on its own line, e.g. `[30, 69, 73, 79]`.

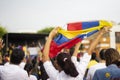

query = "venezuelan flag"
[67, 20, 112, 31]
[49, 20, 113, 58]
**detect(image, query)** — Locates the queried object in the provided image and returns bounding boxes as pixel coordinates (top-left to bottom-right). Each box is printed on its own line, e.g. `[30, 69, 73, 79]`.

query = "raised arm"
[72, 42, 81, 57]
[71, 27, 110, 76]
[42, 27, 59, 62]
[87, 27, 110, 55]
[72, 27, 110, 57]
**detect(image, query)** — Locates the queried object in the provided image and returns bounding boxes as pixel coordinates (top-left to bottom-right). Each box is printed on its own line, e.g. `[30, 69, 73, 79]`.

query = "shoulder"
[93, 68, 107, 78]
[0, 65, 4, 68]
[90, 63, 106, 69]
[95, 68, 107, 73]
[84, 52, 91, 57]
[71, 56, 77, 62]
[30, 75, 37, 80]
[18, 67, 28, 75]
[43, 61, 52, 67]
[0, 65, 4, 71]
[93, 69, 110, 80]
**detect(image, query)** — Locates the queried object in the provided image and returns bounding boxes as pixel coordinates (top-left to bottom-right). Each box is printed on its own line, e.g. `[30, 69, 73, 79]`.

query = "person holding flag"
[42, 26, 110, 80]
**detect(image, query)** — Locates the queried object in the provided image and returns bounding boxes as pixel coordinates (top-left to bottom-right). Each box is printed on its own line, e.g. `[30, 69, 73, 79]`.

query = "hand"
[100, 27, 111, 34]
[49, 27, 60, 39]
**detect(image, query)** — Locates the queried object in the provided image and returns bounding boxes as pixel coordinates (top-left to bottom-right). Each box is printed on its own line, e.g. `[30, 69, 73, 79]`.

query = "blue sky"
[0, 0, 120, 32]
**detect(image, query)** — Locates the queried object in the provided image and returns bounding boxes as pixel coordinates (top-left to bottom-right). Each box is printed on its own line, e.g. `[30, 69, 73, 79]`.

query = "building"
[2, 33, 48, 53]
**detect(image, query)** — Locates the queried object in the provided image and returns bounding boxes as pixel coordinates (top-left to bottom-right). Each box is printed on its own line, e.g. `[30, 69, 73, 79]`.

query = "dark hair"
[10, 48, 25, 65]
[39, 61, 49, 80]
[99, 49, 106, 60]
[91, 52, 96, 60]
[24, 63, 33, 76]
[31, 56, 37, 68]
[105, 48, 120, 66]
[112, 59, 120, 67]
[57, 53, 79, 77]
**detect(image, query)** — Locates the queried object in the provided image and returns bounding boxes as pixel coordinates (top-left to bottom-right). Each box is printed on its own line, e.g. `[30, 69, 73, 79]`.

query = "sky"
[0, 0, 120, 33]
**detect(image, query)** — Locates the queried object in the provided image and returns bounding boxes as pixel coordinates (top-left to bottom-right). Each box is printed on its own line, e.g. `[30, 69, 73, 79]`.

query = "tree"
[0, 25, 7, 56]
[0, 25, 7, 38]
[37, 27, 54, 34]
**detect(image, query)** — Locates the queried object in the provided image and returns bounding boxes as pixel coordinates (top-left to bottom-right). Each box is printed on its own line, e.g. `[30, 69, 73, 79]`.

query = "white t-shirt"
[19, 62, 26, 69]
[0, 64, 29, 80]
[43, 53, 91, 80]
[86, 63, 106, 80]
[4, 62, 26, 69]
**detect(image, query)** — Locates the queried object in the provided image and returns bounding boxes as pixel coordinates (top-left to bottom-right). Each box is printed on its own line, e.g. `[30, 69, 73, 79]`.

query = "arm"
[72, 42, 81, 57]
[71, 27, 110, 76]
[72, 27, 110, 57]
[42, 27, 59, 62]
[87, 27, 110, 55]
[42, 27, 60, 79]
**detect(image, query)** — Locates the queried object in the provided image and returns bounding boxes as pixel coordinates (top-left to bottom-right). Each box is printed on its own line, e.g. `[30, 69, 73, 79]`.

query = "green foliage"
[37, 27, 54, 34]
[0, 25, 7, 38]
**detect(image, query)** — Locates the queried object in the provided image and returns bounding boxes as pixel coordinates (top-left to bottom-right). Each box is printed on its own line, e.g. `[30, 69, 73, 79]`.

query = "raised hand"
[49, 27, 60, 39]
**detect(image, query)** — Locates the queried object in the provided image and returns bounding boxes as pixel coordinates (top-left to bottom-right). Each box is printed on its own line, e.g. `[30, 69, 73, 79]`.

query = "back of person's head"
[10, 48, 25, 65]
[24, 63, 33, 76]
[31, 56, 37, 68]
[57, 53, 79, 77]
[91, 52, 96, 60]
[105, 48, 120, 66]
[99, 49, 106, 60]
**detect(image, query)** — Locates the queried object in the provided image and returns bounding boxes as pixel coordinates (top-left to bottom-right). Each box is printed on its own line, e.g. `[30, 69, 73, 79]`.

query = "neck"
[10, 62, 20, 65]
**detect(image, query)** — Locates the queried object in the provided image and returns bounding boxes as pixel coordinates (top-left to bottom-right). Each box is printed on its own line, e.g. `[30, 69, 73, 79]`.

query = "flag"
[49, 30, 98, 58]
[49, 20, 113, 58]
[67, 20, 112, 31]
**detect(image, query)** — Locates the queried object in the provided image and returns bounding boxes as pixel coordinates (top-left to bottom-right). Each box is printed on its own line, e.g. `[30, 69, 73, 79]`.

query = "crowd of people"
[0, 26, 120, 80]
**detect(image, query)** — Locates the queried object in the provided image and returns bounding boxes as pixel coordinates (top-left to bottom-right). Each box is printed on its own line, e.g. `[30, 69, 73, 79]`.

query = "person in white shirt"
[42, 27, 110, 80]
[19, 61, 26, 69]
[0, 48, 29, 80]
[4, 58, 26, 69]
[86, 49, 106, 80]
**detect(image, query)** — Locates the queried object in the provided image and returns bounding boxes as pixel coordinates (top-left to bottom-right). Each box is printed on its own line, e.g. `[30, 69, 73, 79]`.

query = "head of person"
[99, 49, 106, 60]
[24, 63, 33, 76]
[10, 48, 25, 65]
[105, 48, 120, 66]
[91, 52, 96, 60]
[56, 52, 79, 77]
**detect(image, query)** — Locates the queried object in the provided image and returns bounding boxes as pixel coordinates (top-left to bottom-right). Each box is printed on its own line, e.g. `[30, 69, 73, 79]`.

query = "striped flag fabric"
[49, 20, 113, 58]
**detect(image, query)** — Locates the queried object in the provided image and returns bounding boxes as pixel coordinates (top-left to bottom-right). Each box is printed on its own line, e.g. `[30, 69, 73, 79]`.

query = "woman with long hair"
[42, 27, 110, 80]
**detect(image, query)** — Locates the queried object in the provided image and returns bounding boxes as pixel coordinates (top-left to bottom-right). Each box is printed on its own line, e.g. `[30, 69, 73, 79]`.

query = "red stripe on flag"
[67, 22, 82, 31]
[49, 38, 82, 58]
